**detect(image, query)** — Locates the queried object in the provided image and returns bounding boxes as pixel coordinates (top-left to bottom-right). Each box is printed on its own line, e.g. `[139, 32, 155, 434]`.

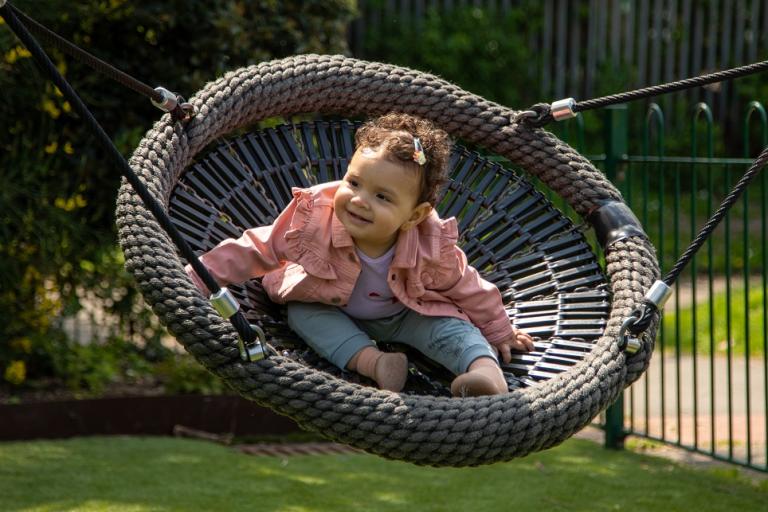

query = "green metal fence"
[551, 102, 768, 473]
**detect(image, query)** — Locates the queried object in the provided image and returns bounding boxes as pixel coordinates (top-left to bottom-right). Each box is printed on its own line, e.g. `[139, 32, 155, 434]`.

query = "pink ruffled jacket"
[185, 181, 513, 346]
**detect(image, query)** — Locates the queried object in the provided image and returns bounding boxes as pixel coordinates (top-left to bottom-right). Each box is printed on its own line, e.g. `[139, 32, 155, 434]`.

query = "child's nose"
[351, 193, 369, 208]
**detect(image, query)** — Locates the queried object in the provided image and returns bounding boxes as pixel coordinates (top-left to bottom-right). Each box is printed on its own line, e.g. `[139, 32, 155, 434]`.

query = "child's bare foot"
[348, 347, 408, 392]
[450, 357, 507, 397]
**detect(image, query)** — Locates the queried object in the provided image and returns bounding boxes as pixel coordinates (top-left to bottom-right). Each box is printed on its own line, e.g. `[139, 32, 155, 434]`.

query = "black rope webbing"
[0, 3, 257, 345]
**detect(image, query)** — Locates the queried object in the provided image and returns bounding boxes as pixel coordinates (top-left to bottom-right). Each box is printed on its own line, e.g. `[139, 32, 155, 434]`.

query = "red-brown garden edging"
[0, 395, 301, 441]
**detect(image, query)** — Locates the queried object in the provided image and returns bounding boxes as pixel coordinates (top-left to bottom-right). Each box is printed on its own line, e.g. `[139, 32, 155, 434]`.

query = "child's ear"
[401, 202, 433, 231]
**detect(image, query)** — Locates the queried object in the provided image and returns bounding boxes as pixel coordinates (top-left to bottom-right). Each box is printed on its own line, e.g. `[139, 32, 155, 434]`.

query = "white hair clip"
[412, 137, 427, 166]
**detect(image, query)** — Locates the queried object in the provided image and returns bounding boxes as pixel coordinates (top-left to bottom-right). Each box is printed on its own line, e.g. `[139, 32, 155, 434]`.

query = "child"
[186, 113, 534, 396]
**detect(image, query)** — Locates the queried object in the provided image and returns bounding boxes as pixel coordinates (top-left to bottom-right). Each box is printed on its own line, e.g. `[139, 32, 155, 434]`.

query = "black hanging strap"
[0, 2, 257, 347]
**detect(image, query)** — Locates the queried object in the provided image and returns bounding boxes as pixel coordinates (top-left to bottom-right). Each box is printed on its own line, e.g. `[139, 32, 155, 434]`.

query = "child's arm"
[438, 246, 534, 360]
[185, 195, 303, 295]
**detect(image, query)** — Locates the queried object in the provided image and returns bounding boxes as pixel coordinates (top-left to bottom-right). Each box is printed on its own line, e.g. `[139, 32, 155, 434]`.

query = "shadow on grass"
[0, 436, 765, 511]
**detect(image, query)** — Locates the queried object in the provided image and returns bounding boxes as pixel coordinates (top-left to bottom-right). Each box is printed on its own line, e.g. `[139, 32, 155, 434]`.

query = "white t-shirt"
[343, 245, 406, 320]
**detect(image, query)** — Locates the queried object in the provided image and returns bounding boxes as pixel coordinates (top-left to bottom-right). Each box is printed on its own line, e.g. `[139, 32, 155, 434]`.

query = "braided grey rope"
[116, 55, 659, 466]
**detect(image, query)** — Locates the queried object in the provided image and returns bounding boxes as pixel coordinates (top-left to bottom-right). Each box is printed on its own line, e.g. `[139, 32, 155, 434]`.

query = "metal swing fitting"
[151, 87, 179, 112]
[618, 280, 673, 354]
[238, 324, 267, 362]
[210, 287, 240, 319]
[644, 280, 673, 310]
[551, 98, 578, 121]
[210, 287, 266, 362]
[618, 316, 644, 354]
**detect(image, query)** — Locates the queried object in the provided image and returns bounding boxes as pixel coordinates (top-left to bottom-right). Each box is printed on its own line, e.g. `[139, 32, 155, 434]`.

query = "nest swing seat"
[116, 55, 660, 467]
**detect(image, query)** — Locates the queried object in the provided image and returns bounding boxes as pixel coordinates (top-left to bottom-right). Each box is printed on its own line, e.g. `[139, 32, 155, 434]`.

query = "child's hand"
[495, 328, 535, 363]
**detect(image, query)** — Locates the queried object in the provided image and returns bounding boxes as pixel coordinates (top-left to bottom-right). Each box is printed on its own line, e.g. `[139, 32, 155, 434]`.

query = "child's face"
[334, 147, 432, 258]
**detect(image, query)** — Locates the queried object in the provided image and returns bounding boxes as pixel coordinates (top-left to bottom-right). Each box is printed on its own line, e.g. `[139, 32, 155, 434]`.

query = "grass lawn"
[661, 282, 766, 356]
[0, 435, 765, 511]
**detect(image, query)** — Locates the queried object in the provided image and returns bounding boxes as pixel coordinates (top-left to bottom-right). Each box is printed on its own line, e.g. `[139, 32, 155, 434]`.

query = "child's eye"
[376, 193, 391, 202]
[347, 179, 359, 187]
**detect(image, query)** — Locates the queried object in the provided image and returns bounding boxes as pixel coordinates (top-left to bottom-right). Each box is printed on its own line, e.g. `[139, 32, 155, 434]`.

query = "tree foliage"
[361, 4, 543, 119]
[0, 0, 355, 389]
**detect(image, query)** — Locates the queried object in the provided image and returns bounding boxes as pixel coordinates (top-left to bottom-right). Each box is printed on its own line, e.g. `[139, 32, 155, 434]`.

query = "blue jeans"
[286, 302, 498, 375]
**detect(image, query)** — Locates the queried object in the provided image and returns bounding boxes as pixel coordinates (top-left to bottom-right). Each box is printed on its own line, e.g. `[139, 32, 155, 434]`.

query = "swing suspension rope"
[6, 4, 194, 122]
[520, 60, 768, 127]
[2, 0, 767, 350]
[519, 65, 768, 338]
[0, 1, 262, 355]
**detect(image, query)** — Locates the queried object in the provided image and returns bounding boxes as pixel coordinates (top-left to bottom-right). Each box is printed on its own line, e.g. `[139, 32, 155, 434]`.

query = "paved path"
[625, 354, 766, 468]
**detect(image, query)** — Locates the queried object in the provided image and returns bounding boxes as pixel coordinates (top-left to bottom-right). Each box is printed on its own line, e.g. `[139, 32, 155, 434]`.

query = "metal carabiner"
[516, 110, 539, 121]
[617, 314, 643, 354]
[238, 324, 268, 362]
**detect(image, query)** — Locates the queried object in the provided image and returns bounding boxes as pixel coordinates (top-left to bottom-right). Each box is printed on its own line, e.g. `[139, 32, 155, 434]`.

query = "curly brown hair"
[354, 113, 451, 206]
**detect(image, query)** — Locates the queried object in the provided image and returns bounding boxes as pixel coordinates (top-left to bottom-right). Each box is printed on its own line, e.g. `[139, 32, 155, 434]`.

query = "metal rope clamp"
[517, 98, 578, 128]
[551, 98, 578, 121]
[210, 288, 267, 362]
[618, 280, 673, 354]
[152, 86, 195, 123]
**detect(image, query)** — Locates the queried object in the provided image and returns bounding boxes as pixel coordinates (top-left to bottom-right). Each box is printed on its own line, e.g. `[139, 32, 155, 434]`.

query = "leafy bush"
[154, 355, 227, 396]
[35, 334, 151, 393]
[0, 0, 355, 390]
[362, 4, 543, 118]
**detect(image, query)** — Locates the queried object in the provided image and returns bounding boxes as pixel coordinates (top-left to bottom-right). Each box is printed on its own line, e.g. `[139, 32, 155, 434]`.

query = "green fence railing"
[550, 102, 768, 473]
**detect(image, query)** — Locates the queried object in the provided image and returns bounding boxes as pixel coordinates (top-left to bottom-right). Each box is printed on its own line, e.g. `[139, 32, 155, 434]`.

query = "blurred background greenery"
[0, 0, 356, 397]
[2, 0, 767, 398]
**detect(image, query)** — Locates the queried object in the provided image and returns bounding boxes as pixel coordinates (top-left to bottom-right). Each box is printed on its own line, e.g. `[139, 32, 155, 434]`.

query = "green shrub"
[155, 355, 227, 395]
[362, 4, 543, 118]
[0, 0, 356, 389]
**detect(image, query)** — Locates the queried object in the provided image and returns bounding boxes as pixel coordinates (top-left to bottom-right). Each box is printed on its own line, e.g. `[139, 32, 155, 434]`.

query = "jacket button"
[331, 297, 341, 304]
[348, 253, 356, 262]
[391, 274, 396, 281]
[457, 308, 463, 314]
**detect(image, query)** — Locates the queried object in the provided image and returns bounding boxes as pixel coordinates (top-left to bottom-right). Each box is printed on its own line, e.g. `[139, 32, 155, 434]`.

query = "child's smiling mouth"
[347, 209, 372, 224]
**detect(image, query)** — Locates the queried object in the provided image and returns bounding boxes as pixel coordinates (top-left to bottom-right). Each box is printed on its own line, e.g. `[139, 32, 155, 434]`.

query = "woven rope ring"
[116, 54, 659, 467]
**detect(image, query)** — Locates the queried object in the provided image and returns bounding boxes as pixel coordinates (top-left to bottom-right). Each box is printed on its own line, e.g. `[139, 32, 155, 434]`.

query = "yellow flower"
[41, 98, 61, 119]
[54, 194, 87, 211]
[10, 338, 33, 354]
[4, 360, 26, 386]
[4, 46, 30, 64]
[64, 142, 74, 154]
[45, 141, 58, 154]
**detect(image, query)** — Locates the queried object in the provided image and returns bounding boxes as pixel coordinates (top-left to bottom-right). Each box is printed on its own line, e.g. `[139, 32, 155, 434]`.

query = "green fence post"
[603, 104, 628, 450]
[603, 104, 629, 183]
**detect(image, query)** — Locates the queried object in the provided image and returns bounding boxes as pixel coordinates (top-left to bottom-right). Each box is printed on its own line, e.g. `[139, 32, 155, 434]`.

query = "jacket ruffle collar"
[291, 182, 460, 273]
